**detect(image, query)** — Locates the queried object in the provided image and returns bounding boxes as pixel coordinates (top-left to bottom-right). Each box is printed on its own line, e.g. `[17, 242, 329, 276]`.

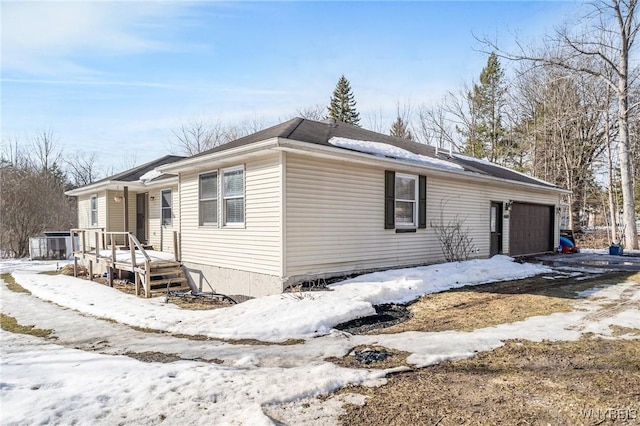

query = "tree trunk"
[618, 42, 639, 249]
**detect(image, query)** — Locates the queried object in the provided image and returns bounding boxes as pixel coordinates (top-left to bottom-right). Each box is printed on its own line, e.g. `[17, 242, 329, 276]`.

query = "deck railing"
[70, 228, 181, 297]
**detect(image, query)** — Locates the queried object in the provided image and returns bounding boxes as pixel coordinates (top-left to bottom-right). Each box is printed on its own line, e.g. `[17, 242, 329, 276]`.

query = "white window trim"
[222, 165, 245, 228]
[198, 171, 218, 227]
[90, 194, 98, 226]
[161, 189, 172, 226]
[395, 173, 418, 228]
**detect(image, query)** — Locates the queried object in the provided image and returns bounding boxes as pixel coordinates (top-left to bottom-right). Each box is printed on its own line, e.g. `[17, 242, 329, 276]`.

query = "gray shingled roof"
[192, 117, 559, 190]
[91, 155, 185, 185]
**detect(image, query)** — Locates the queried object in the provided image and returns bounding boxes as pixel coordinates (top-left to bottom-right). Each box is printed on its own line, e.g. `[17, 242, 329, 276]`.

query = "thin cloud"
[1, 2, 192, 76]
[1, 78, 182, 90]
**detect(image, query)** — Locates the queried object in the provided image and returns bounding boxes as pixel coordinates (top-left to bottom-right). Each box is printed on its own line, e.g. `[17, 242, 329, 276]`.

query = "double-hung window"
[222, 166, 245, 225]
[161, 189, 172, 226]
[199, 172, 218, 226]
[90, 195, 98, 226]
[385, 171, 427, 231]
[395, 174, 418, 226]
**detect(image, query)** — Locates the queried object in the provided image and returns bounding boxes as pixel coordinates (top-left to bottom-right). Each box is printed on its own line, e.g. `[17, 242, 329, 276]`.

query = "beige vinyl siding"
[76, 192, 107, 248]
[285, 154, 439, 277]
[147, 185, 179, 252]
[179, 153, 282, 276]
[106, 190, 137, 233]
[284, 153, 560, 279]
[428, 176, 560, 256]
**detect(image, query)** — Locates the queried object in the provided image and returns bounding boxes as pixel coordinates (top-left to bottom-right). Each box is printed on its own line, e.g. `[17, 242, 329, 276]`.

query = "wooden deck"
[70, 229, 189, 298]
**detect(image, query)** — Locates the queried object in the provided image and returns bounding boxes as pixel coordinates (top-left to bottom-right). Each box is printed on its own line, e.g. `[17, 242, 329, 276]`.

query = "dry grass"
[59, 264, 87, 276]
[339, 337, 640, 426]
[125, 351, 224, 364]
[378, 272, 636, 334]
[167, 296, 234, 310]
[0, 313, 52, 338]
[1, 273, 31, 294]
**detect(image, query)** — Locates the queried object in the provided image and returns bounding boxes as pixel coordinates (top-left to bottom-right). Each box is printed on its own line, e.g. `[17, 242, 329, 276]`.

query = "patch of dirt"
[0, 313, 53, 338]
[167, 296, 234, 310]
[125, 351, 223, 364]
[375, 271, 636, 334]
[339, 337, 640, 426]
[1, 273, 31, 294]
[326, 345, 411, 370]
[335, 304, 410, 334]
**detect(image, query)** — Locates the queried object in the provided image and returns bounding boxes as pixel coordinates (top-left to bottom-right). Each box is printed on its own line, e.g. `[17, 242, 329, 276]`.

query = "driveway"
[536, 251, 640, 272]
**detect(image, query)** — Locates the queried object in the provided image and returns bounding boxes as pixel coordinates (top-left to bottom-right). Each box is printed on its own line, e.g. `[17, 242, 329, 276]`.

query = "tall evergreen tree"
[463, 52, 508, 162]
[390, 116, 414, 140]
[327, 75, 361, 126]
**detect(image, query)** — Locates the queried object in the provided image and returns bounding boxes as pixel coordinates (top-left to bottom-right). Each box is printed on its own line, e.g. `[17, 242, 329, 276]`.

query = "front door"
[490, 202, 503, 256]
[136, 193, 147, 243]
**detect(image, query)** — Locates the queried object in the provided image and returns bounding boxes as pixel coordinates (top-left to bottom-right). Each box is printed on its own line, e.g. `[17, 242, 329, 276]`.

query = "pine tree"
[327, 75, 361, 126]
[463, 52, 507, 162]
[390, 116, 414, 140]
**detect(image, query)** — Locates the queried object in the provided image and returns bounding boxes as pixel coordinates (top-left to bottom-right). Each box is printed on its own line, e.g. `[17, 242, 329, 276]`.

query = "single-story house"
[67, 118, 568, 297]
[151, 117, 568, 297]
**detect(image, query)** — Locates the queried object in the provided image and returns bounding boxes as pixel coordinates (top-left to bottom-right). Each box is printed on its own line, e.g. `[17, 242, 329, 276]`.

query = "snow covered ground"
[1, 256, 639, 425]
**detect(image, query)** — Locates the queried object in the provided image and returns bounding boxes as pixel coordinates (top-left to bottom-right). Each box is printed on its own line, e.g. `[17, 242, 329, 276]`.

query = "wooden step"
[149, 267, 184, 277]
[149, 277, 188, 290]
[150, 261, 181, 268]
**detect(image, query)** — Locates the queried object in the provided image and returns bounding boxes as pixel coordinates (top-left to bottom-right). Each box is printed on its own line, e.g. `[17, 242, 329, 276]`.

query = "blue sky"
[1, 1, 577, 174]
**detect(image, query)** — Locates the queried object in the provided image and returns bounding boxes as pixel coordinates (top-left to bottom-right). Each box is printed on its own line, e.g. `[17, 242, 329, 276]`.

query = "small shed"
[29, 231, 76, 260]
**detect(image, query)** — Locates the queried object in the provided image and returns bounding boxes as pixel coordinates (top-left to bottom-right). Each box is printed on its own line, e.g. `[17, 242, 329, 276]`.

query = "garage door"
[509, 203, 554, 256]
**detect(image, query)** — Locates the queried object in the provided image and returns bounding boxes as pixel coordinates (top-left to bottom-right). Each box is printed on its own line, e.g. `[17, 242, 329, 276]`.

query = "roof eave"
[276, 139, 571, 194]
[64, 176, 179, 196]
[156, 138, 280, 173]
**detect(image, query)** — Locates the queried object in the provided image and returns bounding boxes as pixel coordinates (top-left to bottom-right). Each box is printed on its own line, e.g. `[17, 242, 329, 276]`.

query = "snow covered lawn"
[2, 256, 639, 425]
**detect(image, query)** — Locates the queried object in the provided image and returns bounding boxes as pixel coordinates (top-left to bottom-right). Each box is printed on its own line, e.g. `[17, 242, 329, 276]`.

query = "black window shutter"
[385, 170, 395, 229]
[418, 175, 427, 229]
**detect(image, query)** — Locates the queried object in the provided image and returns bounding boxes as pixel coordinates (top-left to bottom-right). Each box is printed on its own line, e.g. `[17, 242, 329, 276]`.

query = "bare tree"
[480, 0, 639, 248]
[1, 136, 76, 257]
[30, 129, 62, 172]
[172, 119, 224, 156]
[295, 104, 326, 121]
[66, 152, 101, 188]
[417, 103, 459, 149]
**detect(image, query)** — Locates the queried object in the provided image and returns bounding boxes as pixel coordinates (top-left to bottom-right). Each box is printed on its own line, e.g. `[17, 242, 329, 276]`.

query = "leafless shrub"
[430, 198, 475, 262]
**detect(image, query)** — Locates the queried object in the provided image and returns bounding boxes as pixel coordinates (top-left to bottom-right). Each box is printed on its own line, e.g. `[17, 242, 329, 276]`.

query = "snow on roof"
[329, 137, 464, 171]
[453, 153, 557, 187]
[138, 169, 163, 183]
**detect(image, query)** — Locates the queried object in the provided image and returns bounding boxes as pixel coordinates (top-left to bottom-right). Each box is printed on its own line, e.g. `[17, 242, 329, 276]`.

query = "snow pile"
[138, 169, 163, 183]
[1, 331, 383, 425]
[10, 256, 550, 342]
[329, 137, 464, 171]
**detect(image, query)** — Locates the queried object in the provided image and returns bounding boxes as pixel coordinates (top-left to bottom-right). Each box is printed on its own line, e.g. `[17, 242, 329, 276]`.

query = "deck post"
[111, 234, 116, 267]
[94, 232, 100, 257]
[130, 236, 137, 268]
[108, 266, 114, 287]
[73, 257, 78, 277]
[88, 260, 93, 281]
[135, 272, 140, 296]
[173, 231, 179, 262]
[81, 231, 86, 255]
[144, 260, 151, 298]
[124, 187, 129, 248]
